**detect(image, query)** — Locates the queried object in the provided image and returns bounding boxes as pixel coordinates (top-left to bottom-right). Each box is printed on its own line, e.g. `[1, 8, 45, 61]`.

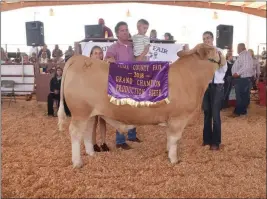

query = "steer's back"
[63, 55, 214, 124]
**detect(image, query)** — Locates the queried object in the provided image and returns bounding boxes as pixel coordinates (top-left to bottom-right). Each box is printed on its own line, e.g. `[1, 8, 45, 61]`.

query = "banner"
[108, 61, 170, 107]
[81, 42, 183, 62]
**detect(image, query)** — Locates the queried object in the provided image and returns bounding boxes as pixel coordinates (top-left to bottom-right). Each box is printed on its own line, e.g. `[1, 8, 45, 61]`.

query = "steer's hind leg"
[99, 117, 109, 152]
[167, 118, 189, 164]
[83, 117, 96, 156]
[69, 119, 89, 168]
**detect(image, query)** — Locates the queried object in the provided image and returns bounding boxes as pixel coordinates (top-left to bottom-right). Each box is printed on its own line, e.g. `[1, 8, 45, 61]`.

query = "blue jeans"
[202, 83, 224, 146]
[233, 77, 251, 115]
[116, 128, 137, 144]
[222, 76, 232, 108]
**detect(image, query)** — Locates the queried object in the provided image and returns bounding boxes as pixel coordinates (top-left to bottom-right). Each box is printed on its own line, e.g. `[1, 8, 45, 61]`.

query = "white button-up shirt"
[212, 47, 227, 84]
[231, 50, 254, 78]
[29, 47, 38, 57]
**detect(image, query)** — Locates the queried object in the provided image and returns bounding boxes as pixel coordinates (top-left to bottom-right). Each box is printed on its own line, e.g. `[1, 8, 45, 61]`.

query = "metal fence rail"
[1, 43, 73, 54]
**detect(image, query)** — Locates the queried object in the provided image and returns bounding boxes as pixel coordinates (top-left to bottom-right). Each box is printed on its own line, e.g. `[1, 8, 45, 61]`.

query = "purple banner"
[108, 61, 170, 104]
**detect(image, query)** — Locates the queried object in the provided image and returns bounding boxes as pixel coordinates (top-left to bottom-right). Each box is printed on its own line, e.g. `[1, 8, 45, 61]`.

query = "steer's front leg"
[167, 118, 188, 164]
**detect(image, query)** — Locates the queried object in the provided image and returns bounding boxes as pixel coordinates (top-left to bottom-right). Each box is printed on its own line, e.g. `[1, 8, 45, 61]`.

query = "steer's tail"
[58, 57, 74, 131]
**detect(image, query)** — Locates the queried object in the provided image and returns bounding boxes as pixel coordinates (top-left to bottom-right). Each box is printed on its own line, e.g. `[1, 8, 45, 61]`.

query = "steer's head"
[195, 43, 226, 69]
[178, 43, 226, 70]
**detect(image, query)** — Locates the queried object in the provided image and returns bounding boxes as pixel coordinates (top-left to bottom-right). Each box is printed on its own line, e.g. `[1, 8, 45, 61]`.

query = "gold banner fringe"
[108, 95, 170, 107]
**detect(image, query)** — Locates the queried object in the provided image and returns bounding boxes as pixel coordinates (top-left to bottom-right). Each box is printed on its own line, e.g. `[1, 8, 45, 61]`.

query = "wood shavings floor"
[1, 101, 266, 198]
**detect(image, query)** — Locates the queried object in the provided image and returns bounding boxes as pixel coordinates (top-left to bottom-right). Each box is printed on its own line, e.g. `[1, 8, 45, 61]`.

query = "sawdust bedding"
[1, 100, 266, 198]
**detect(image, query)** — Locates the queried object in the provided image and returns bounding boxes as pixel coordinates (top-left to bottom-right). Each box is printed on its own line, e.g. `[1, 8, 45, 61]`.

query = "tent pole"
[246, 14, 250, 49]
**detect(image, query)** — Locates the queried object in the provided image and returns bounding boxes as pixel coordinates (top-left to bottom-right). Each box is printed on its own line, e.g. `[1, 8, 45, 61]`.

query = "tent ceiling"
[0, 0, 266, 18]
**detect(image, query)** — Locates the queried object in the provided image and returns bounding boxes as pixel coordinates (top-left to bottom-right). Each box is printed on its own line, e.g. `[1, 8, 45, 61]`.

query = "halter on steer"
[208, 51, 222, 67]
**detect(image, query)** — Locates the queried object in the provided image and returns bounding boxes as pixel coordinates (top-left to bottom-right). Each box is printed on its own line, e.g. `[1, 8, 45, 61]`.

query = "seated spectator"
[38, 44, 51, 59]
[150, 29, 158, 40]
[98, 18, 113, 38]
[52, 44, 63, 60]
[15, 48, 21, 63]
[46, 59, 56, 74]
[40, 51, 48, 64]
[1, 47, 7, 63]
[29, 52, 38, 63]
[65, 46, 74, 62]
[52, 58, 58, 66]
[47, 67, 71, 117]
[164, 32, 174, 41]
[54, 56, 64, 64]
[29, 46, 38, 58]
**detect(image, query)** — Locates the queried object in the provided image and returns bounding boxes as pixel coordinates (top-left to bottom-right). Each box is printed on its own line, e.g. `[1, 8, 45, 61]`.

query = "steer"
[58, 43, 226, 168]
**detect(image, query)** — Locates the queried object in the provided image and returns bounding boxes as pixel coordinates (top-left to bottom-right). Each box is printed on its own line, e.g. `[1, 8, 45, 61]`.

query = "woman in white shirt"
[40, 51, 48, 64]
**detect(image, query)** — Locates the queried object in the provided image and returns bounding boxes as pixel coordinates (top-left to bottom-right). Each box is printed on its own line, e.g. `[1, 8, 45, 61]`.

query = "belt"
[241, 77, 253, 80]
[209, 83, 224, 86]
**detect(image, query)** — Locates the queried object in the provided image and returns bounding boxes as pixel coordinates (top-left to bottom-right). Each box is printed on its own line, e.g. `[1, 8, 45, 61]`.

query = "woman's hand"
[105, 57, 115, 63]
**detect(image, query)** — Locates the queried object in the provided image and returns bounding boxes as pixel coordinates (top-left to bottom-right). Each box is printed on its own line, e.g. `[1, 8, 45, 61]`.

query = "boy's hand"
[144, 44, 150, 55]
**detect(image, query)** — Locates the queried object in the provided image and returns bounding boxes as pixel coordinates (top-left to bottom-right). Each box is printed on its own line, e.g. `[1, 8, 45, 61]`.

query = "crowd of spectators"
[1, 44, 74, 74]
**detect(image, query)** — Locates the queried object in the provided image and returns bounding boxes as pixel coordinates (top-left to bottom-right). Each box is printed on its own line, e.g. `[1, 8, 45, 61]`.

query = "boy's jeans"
[116, 128, 137, 144]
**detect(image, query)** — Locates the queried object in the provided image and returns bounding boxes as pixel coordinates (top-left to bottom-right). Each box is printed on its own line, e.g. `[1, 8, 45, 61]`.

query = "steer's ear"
[177, 46, 198, 57]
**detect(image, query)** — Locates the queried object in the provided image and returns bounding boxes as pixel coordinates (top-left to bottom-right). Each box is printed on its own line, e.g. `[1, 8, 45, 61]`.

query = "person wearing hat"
[98, 18, 114, 38]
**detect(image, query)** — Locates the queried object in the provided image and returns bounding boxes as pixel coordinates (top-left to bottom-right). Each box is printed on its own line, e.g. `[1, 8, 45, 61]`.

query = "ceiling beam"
[149, 1, 266, 18]
[241, 2, 255, 8]
[0, 1, 117, 11]
[257, 4, 266, 10]
[225, 0, 233, 6]
[0, 1, 266, 18]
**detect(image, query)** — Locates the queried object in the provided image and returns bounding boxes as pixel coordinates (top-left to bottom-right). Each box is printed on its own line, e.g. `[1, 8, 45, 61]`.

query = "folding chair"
[1, 80, 16, 107]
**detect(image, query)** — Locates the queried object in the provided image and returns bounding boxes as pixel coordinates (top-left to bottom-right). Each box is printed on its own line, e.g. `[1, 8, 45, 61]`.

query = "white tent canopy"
[1, 0, 266, 18]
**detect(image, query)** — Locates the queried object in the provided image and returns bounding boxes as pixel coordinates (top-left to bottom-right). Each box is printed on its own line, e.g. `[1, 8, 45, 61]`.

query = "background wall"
[1, 3, 266, 55]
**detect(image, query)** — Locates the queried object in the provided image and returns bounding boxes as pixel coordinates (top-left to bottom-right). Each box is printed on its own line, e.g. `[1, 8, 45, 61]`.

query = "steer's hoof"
[87, 151, 95, 156]
[169, 157, 178, 164]
[101, 143, 110, 152]
[94, 144, 101, 152]
[73, 161, 83, 169]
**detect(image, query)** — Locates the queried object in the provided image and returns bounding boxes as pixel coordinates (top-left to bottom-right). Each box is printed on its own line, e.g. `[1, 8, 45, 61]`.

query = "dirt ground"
[1, 100, 266, 198]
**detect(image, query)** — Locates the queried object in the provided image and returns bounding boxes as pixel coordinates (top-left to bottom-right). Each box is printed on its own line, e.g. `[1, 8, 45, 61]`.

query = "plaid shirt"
[231, 50, 254, 78]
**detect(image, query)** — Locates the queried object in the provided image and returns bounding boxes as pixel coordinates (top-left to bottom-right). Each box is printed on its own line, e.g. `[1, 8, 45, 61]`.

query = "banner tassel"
[108, 95, 170, 107]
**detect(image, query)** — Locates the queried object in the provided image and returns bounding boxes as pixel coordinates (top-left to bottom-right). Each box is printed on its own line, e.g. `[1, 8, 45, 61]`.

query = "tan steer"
[58, 43, 226, 168]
